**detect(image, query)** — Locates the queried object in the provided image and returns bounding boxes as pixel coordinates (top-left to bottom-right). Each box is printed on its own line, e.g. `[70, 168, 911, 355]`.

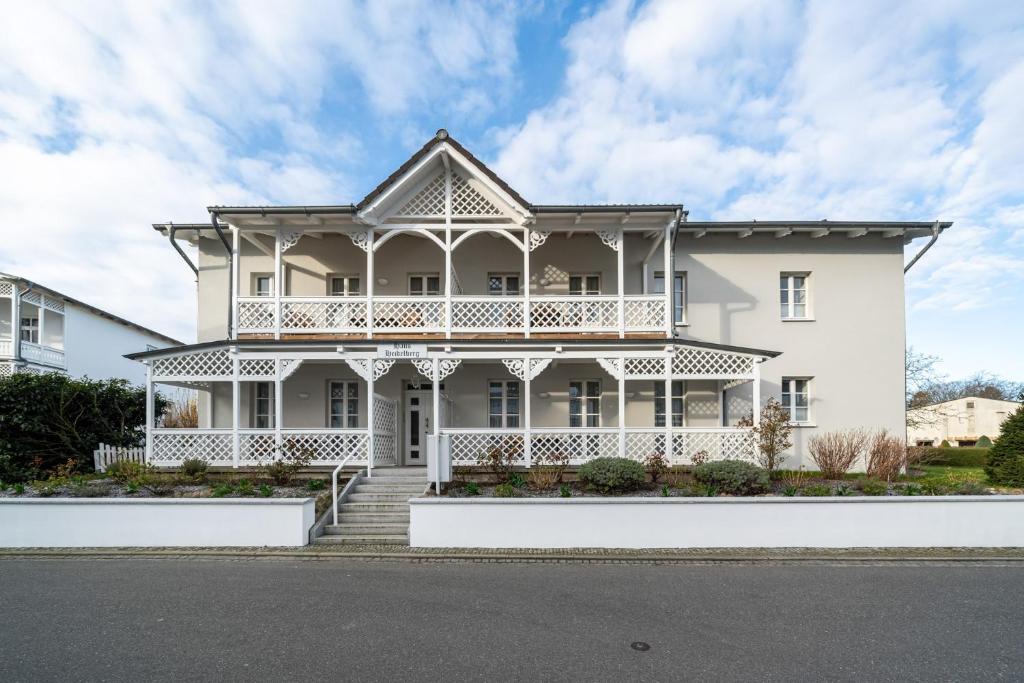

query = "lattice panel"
[281, 299, 367, 332]
[286, 431, 369, 466]
[674, 347, 755, 377]
[447, 431, 526, 466]
[237, 300, 276, 331]
[530, 431, 618, 466]
[670, 430, 756, 465]
[451, 298, 524, 331]
[240, 359, 275, 378]
[623, 357, 666, 379]
[625, 431, 666, 462]
[373, 396, 398, 466]
[151, 349, 232, 379]
[45, 298, 65, 313]
[397, 173, 445, 216]
[0, 282, 13, 297]
[451, 172, 501, 216]
[238, 432, 276, 463]
[529, 298, 617, 330]
[151, 431, 234, 466]
[0, 363, 13, 378]
[624, 298, 664, 330]
[374, 299, 445, 331]
[22, 291, 42, 306]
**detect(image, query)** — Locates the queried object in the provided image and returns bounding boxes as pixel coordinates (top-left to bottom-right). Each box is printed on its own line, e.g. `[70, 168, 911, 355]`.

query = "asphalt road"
[1, 558, 1022, 682]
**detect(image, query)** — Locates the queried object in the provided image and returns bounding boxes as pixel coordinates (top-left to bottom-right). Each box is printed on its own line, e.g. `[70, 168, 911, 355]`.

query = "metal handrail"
[331, 453, 356, 526]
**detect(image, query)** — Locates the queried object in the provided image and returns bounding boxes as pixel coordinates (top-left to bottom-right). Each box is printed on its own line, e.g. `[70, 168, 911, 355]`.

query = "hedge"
[915, 447, 989, 468]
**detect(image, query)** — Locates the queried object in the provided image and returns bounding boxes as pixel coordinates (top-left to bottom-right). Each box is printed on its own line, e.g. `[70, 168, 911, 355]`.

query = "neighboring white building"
[0, 273, 181, 383]
[130, 130, 950, 471]
[907, 397, 1021, 447]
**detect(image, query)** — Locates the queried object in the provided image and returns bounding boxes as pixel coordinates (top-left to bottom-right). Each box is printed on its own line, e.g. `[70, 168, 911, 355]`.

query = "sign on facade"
[378, 343, 428, 360]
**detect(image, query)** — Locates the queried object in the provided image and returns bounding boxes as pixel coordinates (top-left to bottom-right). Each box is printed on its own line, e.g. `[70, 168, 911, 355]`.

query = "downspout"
[167, 224, 199, 277]
[668, 208, 684, 338]
[904, 221, 941, 273]
[209, 211, 234, 338]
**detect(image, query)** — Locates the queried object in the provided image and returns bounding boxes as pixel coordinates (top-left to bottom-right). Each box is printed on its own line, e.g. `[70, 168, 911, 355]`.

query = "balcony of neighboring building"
[0, 287, 67, 369]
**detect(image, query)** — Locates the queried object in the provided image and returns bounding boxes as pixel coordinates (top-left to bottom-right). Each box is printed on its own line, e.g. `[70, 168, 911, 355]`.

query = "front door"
[404, 391, 434, 465]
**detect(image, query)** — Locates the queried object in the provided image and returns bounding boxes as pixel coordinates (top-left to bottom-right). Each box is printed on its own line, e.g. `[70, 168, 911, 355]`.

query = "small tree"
[985, 396, 1024, 487]
[976, 435, 993, 448]
[737, 397, 793, 473]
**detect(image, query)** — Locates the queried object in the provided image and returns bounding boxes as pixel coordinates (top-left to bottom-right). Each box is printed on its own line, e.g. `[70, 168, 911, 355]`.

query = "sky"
[0, 0, 1022, 379]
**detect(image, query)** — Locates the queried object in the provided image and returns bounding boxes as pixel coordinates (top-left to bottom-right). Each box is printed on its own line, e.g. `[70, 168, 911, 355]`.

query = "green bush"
[577, 457, 646, 494]
[800, 483, 832, 497]
[985, 403, 1024, 487]
[305, 478, 326, 491]
[859, 479, 889, 496]
[559, 484, 571, 497]
[494, 482, 518, 498]
[258, 484, 273, 498]
[692, 460, 769, 496]
[0, 373, 162, 482]
[939, 440, 951, 448]
[975, 435, 993, 448]
[464, 481, 480, 496]
[178, 458, 209, 483]
[917, 447, 989, 467]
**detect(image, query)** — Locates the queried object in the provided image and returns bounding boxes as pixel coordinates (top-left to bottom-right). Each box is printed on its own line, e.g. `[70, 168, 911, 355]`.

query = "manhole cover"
[630, 641, 651, 652]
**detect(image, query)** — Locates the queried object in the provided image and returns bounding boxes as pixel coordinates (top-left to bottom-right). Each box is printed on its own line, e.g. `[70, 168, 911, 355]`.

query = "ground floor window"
[488, 380, 521, 428]
[781, 377, 810, 424]
[654, 380, 685, 427]
[253, 382, 275, 429]
[569, 380, 601, 427]
[329, 380, 359, 428]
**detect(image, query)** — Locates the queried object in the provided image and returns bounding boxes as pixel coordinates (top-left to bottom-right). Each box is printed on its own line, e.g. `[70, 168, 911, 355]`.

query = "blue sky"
[0, 0, 1022, 379]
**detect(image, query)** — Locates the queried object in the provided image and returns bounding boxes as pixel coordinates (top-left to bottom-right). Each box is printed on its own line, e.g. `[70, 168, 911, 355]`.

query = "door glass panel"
[410, 409, 419, 446]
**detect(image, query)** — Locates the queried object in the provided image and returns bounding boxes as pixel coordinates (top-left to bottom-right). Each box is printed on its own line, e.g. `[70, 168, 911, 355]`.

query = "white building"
[907, 397, 1021, 447]
[0, 273, 181, 383]
[130, 130, 949, 472]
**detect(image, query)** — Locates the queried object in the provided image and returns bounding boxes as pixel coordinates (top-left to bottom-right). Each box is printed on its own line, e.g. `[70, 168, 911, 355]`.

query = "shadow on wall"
[674, 257, 757, 348]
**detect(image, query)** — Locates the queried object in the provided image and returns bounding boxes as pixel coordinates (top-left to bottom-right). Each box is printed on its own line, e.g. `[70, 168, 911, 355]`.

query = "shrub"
[236, 479, 255, 497]
[178, 458, 209, 483]
[33, 479, 63, 497]
[975, 435, 993, 448]
[800, 483, 832, 497]
[210, 483, 233, 498]
[478, 441, 521, 483]
[494, 482, 518, 498]
[781, 484, 798, 497]
[954, 481, 989, 495]
[985, 401, 1024, 487]
[900, 483, 923, 496]
[865, 430, 908, 481]
[258, 484, 273, 497]
[464, 481, 480, 496]
[737, 398, 793, 472]
[559, 484, 571, 497]
[259, 443, 314, 485]
[808, 429, 869, 479]
[106, 460, 145, 485]
[526, 467, 560, 491]
[859, 479, 889, 496]
[644, 453, 669, 484]
[939, 439, 951, 448]
[692, 460, 770, 496]
[577, 457, 646, 494]
[508, 472, 527, 489]
[690, 450, 710, 466]
[13, 483, 25, 495]
[0, 373, 163, 482]
[305, 478, 326, 491]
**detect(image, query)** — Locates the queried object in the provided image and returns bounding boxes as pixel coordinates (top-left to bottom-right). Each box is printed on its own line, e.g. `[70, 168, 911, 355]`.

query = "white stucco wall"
[64, 304, 175, 384]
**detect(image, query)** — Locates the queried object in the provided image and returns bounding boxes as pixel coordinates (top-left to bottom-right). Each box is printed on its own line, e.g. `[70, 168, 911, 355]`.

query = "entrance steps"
[316, 470, 425, 546]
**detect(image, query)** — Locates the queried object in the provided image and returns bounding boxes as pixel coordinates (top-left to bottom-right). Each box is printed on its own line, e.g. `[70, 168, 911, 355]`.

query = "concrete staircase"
[317, 469, 426, 546]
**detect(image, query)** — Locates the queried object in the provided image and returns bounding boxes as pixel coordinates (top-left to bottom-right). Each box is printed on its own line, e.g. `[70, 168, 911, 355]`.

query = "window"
[409, 274, 440, 296]
[488, 380, 521, 428]
[780, 273, 809, 319]
[654, 380, 685, 427]
[20, 316, 39, 344]
[569, 380, 601, 427]
[654, 271, 686, 324]
[569, 274, 601, 296]
[329, 381, 359, 428]
[966, 401, 975, 409]
[254, 274, 274, 297]
[329, 275, 360, 297]
[488, 273, 520, 296]
[781, 378, 810, 424]
[253, 382, 275, 429]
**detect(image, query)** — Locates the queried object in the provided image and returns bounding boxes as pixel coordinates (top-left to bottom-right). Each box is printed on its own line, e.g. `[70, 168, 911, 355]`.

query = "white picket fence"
[93, 443, 146, 473]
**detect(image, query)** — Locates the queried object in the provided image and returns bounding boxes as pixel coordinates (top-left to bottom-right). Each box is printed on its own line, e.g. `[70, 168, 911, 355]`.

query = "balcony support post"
[38, 295, 46, 349]
[752, 360, 762, 427]
[432, 357, 441, 475]
[274, 358, 283, 458]
[231, 226, 239, 337]
[617, 228, 625, 339]
[524, 356, 532, 467]
[663, 221, 673, 338]
[144, 362, 153, 464]
[664, 354, 674, 462]
[274, 231, 282, 340]
[11, 285, 21, 362]
[366, 229, 375, 339]
[444, 162, 453, 338]
[232, 351, 240, 468]
[523, 228, 531, 339]
[618, 371, 626, 458]
[367, 368, 375, 477]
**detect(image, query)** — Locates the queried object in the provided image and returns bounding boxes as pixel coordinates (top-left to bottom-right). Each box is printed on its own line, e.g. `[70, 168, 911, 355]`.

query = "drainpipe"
[167, 223, 199, 277]
[904, 221, 941, 273]
[209, 211, 234, 338]
[668, 208, 684, 339]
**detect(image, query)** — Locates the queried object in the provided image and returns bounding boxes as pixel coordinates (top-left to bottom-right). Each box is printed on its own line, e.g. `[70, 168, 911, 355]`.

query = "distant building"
[907, 396, 1021, 447]
[0, 273, 181, 383]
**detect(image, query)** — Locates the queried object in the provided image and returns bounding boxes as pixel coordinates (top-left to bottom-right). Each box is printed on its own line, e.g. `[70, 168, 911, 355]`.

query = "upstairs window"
[654, 271, 687, 324]
[20, 316, 39, 344]
[569, 274, 601, 296]
[254, 274, 274, 298]
[409, 274, 440, 296]
[329, 275, 361, 297]
[654, 380, 685, 427]
[781, 378, 810, 424]
[780, 273, 810, 319]
[488, 273, 520, 296]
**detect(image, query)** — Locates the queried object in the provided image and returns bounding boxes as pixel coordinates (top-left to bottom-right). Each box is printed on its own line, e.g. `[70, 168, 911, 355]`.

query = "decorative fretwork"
[151, 349, 232, 379]
[22, 291, 42, 306]
[596, 358, 623, 381]
[397, 173, 445, 216]
[623, 297, 664, 330]
[346, 229, 372, 252]
[411, 358, 461, 382]
[451, 172, 501, 216]
[237, 299, 276, 331]
[281, 359, 303, 381]
[239, 359, 275, 378]
[345, 358, 394, 382]
[151, 430, 234, 466]
[451, 298, 524, 332]
[281, 299, 367, 332]
[529, 358, 552, 380]
[529, 297, 617, 331]
[280, 231, 303, 252]
[373, 298, 445, 331]
[501, 359, 527, 381]
[528, 228, 551, 251]
[623, 357, 666, 379]
[446, 430, 526, 466]
[595, 228, 621, 251]
[673, 347, 755, 377]
[438, 359, 461, 381]
[0, 282, 13, 297]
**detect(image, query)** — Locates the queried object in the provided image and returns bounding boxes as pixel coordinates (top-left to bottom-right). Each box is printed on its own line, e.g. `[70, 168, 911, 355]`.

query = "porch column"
[274, 358, 283, 457]
[663, 221, 673, 338]
[752, 360, 762, 427]
[11, 286, 20, 361]
[523, 228, 531, 339]
[366, 229, 374, 339]
[664, 355, 673, 462]
[232, 352, 240, 468]
[274, 231, 282, 340]
[444, 164, 453, 337]
[144, 363, 153, 463]
[523, 356, 532, 467]
[432, 357, 441, 474]
[367, 368, 375, 477]
[617, 369, 626, 458]
[231, 226, 239, 338]
[38, 296, 46, 348]
[617, 227, 625, 339]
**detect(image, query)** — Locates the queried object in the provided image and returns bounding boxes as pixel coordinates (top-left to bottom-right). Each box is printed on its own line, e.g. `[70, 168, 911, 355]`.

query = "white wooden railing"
[236, 294, 667, 335]
[20, 341, 65, 367]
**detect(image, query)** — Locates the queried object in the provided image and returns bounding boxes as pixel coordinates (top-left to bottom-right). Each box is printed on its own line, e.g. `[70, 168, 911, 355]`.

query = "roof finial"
[435, 128, 449, 140]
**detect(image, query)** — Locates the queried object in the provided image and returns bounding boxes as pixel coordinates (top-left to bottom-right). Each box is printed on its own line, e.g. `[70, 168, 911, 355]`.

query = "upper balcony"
[0, 282, 67, 368]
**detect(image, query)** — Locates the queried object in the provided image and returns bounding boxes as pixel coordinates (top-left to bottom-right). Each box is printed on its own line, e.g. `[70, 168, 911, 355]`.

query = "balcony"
[236, 294, 667, 336]
[20, 341, 66, 367]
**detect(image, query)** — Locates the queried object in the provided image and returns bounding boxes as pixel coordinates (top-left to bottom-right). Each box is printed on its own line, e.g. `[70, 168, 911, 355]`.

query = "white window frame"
[328, 380, 360, 429]
[654, 271, 687, 325]
[253, 273, 274, 298]
[780, 272, 811, 320]
[487, 380, 522, 428]
[20, 315, 39, 344]
[328, 274, 361, 297]
[654, 380, 685, 427]
[569, 379, 602, 428]
[408, 273, 441, 296]
[781, 377, 811, 425]
[487, 272, 521, 296]
[568, 273, 601, 296]
[252, 381, 275, 429]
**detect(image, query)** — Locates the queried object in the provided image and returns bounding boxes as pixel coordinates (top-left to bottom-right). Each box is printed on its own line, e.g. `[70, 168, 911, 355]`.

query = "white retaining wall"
[409, 497, 1024, 549]
[0, 498, 315, 548]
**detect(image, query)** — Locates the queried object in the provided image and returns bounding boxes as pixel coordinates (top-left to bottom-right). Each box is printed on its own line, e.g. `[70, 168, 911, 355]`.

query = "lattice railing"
[530, 429, 619, 465]
[674, 347, 756, 377]
[282, 298, 368, 333]
[444, 430, 526, 466]
[374, 297, 446, 332]
[625, 430, 665, 461]
[0, 362, 13, 378]
[624, 296, 665, 331]
[373, 394, 398, 466]
[529, 297, 617, 331]
[151, 429, 234, 466]
[151, 349, 232, 380]
[451, 297, 525, 332]
[671, 429, 756, 464]
[237, 298, 276, 332]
